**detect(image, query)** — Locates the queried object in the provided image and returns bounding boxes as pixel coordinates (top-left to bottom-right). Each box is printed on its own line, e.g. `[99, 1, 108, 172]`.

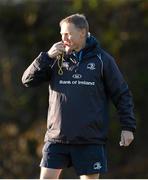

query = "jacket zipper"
[74, 51, 83, 73]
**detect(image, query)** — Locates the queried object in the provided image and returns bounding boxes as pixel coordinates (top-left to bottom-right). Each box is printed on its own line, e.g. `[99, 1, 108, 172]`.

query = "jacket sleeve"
[22, 52, 55, 87]
[102, 50, 136, 132]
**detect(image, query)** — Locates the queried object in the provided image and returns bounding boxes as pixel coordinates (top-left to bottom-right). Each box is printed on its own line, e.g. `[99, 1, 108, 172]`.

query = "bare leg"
[80, 173, 100, 179]
[40, 167, 62, 179]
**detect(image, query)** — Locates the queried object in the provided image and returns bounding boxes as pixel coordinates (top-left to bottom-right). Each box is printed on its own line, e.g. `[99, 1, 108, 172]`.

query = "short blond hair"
[59, 14, 89, 34]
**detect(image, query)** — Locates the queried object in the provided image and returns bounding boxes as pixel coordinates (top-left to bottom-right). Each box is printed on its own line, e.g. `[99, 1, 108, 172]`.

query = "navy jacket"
[22, 35, 136, 144]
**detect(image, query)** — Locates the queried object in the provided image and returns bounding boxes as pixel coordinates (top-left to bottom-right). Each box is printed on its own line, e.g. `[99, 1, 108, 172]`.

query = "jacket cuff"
[35, 52, 55, 68]
[121, 126, 136, 133]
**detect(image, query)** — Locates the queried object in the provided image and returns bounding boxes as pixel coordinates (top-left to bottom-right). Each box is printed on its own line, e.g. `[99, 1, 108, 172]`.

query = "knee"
[40, 174, 60, 179]
[80, 173, 100, 179]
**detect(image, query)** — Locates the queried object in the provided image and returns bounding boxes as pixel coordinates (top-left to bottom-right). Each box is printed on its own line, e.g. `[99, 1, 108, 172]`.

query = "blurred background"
[0, 0, 148, 178]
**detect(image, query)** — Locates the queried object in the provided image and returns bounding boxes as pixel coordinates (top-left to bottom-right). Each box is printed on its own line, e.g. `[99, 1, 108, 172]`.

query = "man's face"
[60, 22, 86, 53]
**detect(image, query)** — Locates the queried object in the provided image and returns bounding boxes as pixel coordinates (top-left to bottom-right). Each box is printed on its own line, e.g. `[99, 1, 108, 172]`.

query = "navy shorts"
[40, 141, 107, 176]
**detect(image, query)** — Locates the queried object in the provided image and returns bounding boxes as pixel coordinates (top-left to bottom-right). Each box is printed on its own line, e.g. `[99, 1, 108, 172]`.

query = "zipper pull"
[74, 62, 80, 72]
[69, 57, 77, 64]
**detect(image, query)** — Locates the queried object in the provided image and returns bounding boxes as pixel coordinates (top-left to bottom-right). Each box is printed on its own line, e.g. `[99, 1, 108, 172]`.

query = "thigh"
[40, 141, 71, 169]
[40, 167, 62, 179]
[71, 144, 107, 176]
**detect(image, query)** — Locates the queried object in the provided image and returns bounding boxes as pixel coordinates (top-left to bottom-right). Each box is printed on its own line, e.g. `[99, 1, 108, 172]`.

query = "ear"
[80, 28, 87, 38]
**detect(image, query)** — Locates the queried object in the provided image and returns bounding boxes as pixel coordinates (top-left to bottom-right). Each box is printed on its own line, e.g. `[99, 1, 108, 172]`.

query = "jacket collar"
[78, 33, 101, 60]
[65, 34, 101, 63]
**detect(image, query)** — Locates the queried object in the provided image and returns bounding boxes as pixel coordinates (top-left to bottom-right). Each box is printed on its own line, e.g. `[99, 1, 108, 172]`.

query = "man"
[22, 14, 136, 179]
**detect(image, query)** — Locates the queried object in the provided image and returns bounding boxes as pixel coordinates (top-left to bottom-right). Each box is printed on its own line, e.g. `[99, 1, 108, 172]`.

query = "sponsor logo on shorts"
[93, 162, 102, 170]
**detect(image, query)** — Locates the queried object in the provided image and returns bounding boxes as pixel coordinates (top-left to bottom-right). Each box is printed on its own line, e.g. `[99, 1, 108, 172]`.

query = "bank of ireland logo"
[72, 74, 82, 79]
[93, 162, 102, 170]
[87, 63, 96, 70]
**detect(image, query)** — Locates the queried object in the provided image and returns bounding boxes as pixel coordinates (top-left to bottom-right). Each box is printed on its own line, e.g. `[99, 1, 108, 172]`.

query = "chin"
[65, 46, 73, 54]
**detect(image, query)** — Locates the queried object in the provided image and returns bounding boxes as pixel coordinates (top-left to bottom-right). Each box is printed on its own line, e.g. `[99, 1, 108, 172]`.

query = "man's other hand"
[119, 130, 134, 147]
